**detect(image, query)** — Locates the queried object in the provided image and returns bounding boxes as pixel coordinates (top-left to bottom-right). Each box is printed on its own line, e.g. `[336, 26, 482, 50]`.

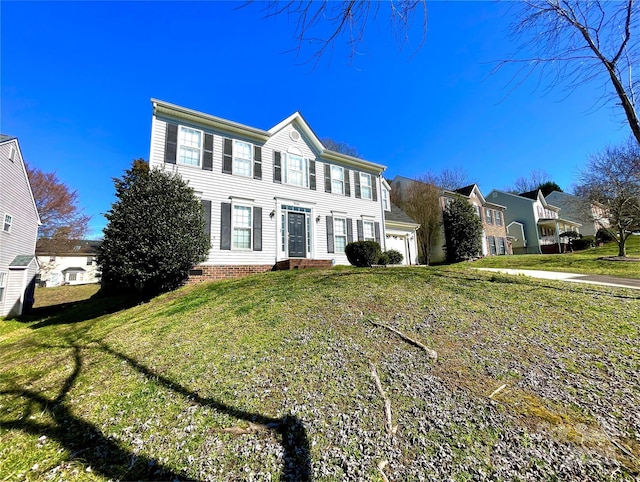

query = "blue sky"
[2, 1, 633, 238]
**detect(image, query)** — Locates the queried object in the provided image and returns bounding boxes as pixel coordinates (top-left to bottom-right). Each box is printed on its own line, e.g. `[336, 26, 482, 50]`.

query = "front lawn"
[1, 267, 638, 480]
[472, 236, 640, 278]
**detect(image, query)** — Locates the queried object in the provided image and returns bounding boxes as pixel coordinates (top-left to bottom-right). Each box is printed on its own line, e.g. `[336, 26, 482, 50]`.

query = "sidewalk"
[475, 268, 640, 290]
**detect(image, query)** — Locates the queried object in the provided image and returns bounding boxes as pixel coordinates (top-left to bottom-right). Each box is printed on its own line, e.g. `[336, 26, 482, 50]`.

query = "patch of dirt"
[598, 256, 640, 262]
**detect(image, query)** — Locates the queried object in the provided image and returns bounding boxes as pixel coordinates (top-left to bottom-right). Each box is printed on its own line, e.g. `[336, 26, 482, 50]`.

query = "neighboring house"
[148, 99, 387, 281]
[487, 189, 581, 254]
[0, 135, 40, 317]
[380, 180, 419, 265]
[36, 239, 102, 287]
[545, 191, 609, 237]
[391, 176, 510, 263]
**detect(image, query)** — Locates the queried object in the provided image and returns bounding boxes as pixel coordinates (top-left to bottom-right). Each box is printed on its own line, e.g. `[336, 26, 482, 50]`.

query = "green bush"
[386, 249, 404, 264]
[377, 253, 389, 266]
[345, 241, 381, 267]
[572, 236, 595, 251]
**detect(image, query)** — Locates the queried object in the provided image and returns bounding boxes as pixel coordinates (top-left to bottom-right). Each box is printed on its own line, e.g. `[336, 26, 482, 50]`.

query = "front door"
[288, 212, 306, 258]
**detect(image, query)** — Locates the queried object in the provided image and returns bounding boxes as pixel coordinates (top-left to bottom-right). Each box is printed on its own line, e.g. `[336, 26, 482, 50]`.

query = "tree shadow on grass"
[2, 336, 312, 480]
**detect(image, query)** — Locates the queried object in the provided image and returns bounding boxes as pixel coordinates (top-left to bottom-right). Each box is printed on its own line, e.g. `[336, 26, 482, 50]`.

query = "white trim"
[3, 213, 12, 233]
[330, 165, 345, 195]
[233, 139, 254, 178]
[177, 125, 203, 167]
[362, 219, 376, 242]
[333, 216, 348, 253]
[360, 172, 373, 200]
[231, 202, 253, 250]
[9, 146, 16, 162]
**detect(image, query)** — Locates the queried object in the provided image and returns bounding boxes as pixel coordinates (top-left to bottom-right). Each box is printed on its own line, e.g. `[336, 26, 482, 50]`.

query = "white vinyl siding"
[0, 271, 6, 301]
[178, 126, 202, 167]
[232, 204, 252, 249]
[233, 140, 253, 177]
[360, 173, 372, 200]
[331, 166, 344, 195]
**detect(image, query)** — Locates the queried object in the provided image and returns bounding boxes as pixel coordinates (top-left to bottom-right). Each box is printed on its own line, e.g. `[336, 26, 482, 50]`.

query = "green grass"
[471, 236, 640, 278]
[1, 267, 639, 480]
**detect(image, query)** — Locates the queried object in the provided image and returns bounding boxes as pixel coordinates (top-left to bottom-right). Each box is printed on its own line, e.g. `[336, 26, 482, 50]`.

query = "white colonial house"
[36, 239, 102, 287]
[0, 135, 40, 317]
[149, 99, 409, 281]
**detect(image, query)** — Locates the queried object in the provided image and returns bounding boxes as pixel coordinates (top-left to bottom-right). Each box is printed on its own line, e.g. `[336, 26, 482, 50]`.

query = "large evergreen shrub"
[385, 249, 404, 265]
[442, 197, 483, 263]
[345, 241, 381, 267]
[97, 160, 209, 296]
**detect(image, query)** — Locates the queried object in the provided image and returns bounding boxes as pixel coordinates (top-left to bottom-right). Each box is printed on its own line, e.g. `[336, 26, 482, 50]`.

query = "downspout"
[555, 220, 561, 253]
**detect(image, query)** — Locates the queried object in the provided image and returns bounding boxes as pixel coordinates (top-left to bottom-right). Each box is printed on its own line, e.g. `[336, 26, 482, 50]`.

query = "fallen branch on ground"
[369, 320, 438, 361]
[370, 362, 398, 436]
[489, 384, 507, 399]
[377, 459, 390, 482]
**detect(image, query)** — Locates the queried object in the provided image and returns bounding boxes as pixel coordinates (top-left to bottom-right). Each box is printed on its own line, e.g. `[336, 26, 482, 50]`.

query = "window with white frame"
[177, 126, 202, 167]
[232, 204, 252, 249]
[283, 153, 309, 187]
[49, 256, 56, 263]
[382, 188, 390, 211]
[0, 271, 6, 301]
[334, 218, 347, 253]
[87, 257, 93, 266]
[495, 210, 503, 226]
[498, 237, 506, 255]
[363, 220, 375, 241]
[485, 208, 493, 224]
[9, 146, 16, 162]
[489, 236, 497, 255]
[331, 165, 344, 194]
[3, 214, 12, 233]
[474, 205, 482, 219]
[67, 272, 83, 282]
[360, 173, 372, 199]
[233, 140, 253, 177]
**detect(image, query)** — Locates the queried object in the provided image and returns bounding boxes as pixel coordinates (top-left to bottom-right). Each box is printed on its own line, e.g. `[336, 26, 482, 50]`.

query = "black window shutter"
[324, 164, 332, 193]
[372, 177, 378, 202]
[374, 222, 381, 245]
[222, 138, 233, 174]
[220, 202, 231, 250]
[347, 218, 353, 244]
[273, 151, 282, 183]
[165, 123, 177, 164]
[203, 133, 213, 171]
[357, 220, 364, 241]
[344, 169, 351, 197]
[253, 206, 262, 251]
[354, 172, 361, 198]
[326, 216, 334, 253]
[309, 160, 316, 190]
[254, 146, 262, 180]
[202, 200, 212, 243]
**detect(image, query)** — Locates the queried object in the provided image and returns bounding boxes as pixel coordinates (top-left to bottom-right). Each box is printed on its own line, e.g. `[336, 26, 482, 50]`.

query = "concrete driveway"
[475, 268, 640, 290]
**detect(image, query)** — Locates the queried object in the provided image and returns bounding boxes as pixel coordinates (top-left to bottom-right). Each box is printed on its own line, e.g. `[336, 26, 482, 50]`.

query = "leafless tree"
[575, 138, 640, 257]
[260, 1, 427, 65]
[321, 137, 360, 157]
[506, 170, 553, 194]
[391, 174, 442, 265]
[501, 1, 640, 144]
[436, 167, 470, 191]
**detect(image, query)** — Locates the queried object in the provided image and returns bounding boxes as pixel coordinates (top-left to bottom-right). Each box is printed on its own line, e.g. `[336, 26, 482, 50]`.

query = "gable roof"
[386, 202, 418, 225]
[36, 239, 102, 256]
[9, 255, 37, 269]
[0, 134, 17, 143]
[151, 99, 385, 174]
[1, 135, 42, 226]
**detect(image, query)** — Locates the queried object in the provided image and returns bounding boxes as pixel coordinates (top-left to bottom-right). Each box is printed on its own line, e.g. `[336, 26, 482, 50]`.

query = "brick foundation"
[274, 259, 334, 271]
[187, 265, 274, 284]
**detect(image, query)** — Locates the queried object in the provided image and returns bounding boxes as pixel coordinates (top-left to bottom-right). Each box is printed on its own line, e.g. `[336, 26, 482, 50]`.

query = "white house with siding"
[149, 99, 389, 281]
[0, 135, 41, 317]
[36, 239, 102, 287]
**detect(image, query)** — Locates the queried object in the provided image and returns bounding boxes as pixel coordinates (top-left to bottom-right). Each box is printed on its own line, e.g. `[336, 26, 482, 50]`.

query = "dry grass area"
[1, 267, 638, 481]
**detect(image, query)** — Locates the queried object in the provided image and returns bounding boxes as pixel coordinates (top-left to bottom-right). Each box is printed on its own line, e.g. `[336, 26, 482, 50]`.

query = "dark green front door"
[288, 212, 306, 258]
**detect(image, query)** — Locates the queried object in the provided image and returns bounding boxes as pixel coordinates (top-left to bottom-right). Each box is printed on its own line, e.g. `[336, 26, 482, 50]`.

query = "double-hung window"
[286, 153, 305, 187]
[331, 166, 345, 195]
[232, 204, 252, 249]
[489, 236, 497, 255]
[360, 173, 372, 200]
[485, 208, 493, 224]
[0, 271, 6, 301]
[363, 220, 375, 241]
[3, 214, 12, 233]
[334, 218, 347, 253]
[382, 189, 390, 211]
[495, 211, 502, 226]
[87, 257, 93, 266]
[474, 205, 482, 219]
[498, 237, 506, 255]
[177, 126, 202, 167]
[233, 140, 253, 177]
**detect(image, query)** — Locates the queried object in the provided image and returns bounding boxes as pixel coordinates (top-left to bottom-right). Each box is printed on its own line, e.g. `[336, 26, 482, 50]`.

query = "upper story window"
[233, 140, 253, 177]
[232, 204, 252, 249]
[485, 208, 493, 224]
[334, 217, 347, 253]
[178, 126, 203, 167]
[474, 205, 482, 219]
[282, 153, 310, 188]
[495, 211, 503, 226]
[9, 146, 16, 162]
[382, 188, 390, 211]
[3, 214, 12, 233]
[87, 257, 94, 266]
[360, 173, 372, 200]
[363, 220, 376, 241]
[331, 166, 345, 195]
[49, 256, 56, 263]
